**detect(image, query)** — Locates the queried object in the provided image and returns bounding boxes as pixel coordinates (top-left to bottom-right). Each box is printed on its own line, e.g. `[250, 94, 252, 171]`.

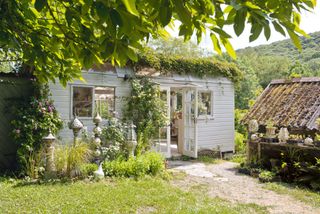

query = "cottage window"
[94, 87, 115, 118]
[72, 86, 115, 118]
[198, 91, 212, 116]
[72, 86, 94, 118]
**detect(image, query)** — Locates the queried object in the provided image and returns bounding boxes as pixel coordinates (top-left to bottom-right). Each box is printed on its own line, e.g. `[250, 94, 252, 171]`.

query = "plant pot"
[266, 127, 277, 138]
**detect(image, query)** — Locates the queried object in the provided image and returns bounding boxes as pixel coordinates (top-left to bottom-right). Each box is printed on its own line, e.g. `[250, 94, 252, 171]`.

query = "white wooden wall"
[49, 68, 234, 152]
[49, 70, 131, 142]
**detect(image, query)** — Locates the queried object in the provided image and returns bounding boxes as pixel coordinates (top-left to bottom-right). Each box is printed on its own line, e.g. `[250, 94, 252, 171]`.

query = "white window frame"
[197, 90, 214, 120]
[94, 86, 116, 118]
[70, 85, 116, 119]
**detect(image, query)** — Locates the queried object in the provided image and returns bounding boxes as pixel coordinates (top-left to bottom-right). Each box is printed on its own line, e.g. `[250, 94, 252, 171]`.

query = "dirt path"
[169, 161, 320, 214]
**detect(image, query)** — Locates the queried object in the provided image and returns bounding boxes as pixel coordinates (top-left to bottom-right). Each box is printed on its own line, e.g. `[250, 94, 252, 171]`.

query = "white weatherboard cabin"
[49, 65, 235, 158]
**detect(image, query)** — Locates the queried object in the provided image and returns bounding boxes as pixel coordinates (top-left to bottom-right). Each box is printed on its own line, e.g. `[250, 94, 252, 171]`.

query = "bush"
[235, 131, 246, 153]
[103, 152, 165, 177]
[80, 163, 98, 177]
[10, 83, 63, 178]
[259, 170, 276, 183]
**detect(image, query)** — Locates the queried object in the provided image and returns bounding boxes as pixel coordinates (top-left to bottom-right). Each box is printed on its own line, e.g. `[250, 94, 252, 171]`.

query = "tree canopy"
[0, 0, 317, 84]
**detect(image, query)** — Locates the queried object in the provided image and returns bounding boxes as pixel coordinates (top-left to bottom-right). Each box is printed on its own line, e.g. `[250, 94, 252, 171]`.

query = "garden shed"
[243, 77, 320, 135]
[242, 77, 320, 163]
[49, 55, 240, 158]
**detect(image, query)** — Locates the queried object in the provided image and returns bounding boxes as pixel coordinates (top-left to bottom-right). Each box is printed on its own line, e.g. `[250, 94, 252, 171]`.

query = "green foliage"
[79, 163, 98, 177]
[10, 82, 63, 177]
[0, 0, 316, 83]
[259, 170, 276, 183]
[235, 132, 246, 153]
[54, 141, 92, 178]
[103, 152, 165, 177]
[101, 118, 127, 161]
[235, 109, 248, 136]
[0, 177, 268, 213]
[124, 78, 168, 154]
[148, 37, 209, 57]
[135, 48, 243, 83]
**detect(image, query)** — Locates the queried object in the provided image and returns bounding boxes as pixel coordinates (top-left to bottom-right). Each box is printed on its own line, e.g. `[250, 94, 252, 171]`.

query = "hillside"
[234, 31, 320, 109]
[238, 31, 320, 64]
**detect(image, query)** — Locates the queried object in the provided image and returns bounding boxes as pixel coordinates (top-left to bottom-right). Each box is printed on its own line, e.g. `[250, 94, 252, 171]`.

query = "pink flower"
[15, 129, 20, 134]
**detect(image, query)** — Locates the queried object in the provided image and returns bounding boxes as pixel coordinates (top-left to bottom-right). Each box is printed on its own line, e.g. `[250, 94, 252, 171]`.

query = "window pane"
[73, 87, 93, 117]
[94, 87, 115, 119]
[198, 91, 212, 116]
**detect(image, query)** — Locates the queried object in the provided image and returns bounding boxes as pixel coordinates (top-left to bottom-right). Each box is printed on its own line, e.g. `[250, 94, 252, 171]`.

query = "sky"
[183, 4, 320, 51]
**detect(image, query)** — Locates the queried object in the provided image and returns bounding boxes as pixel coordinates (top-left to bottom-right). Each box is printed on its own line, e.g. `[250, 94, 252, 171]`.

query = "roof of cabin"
[242, 77, 320, 132]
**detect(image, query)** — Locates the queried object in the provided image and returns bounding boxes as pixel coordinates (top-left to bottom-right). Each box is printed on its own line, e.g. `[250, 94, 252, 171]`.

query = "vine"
[133, 49, 243, 83]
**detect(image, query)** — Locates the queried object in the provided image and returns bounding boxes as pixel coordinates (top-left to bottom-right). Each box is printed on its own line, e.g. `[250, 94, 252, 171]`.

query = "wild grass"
[264, 182, 320, 208]
[0, 177, 267, 213]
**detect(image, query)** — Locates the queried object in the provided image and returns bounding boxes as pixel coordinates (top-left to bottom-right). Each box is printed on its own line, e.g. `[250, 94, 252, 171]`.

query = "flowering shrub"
[124, 78, 168, 154]
[10, 83, 63, 177]
[101, 118, 127, 161]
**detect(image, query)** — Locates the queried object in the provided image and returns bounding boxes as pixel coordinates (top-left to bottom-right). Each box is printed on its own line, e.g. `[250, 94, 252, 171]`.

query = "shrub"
[235, 131, 246, 153]
[80, 163, 98, 177]
[123, 78, 168, 154]
[101, 118, 127, 161]
[259, 170, 276, 183]
[103, 152, 165, 177]
[10, 83, 63, 178]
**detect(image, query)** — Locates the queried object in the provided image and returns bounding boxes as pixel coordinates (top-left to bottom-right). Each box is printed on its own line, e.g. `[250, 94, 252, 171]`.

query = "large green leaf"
[233, 9, 247, 36]
[121, 0, 139, 16]
[288, 30, 302, 50]
[221, 37, 236, 59]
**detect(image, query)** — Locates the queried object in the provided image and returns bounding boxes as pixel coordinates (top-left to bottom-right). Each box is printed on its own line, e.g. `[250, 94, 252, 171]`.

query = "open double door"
[155, 87, 198, 158]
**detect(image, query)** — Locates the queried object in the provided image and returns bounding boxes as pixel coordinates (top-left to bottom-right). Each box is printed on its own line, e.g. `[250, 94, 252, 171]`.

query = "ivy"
[133, 49, 243, 83]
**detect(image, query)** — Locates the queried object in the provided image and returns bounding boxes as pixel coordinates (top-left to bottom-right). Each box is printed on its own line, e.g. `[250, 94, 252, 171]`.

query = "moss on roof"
[133, 49, 243, 83]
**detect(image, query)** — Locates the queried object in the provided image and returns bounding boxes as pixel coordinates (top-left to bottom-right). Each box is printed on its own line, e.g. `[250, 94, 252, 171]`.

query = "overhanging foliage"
[134, 50, 243, 83]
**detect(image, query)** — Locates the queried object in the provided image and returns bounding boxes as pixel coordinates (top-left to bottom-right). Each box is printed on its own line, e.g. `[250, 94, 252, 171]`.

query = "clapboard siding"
[49, 67, 234, 153]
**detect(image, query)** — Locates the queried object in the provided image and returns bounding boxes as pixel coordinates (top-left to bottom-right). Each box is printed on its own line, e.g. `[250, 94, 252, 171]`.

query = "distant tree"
[0, 0, 316, 84]
[148, 38, 209, 57]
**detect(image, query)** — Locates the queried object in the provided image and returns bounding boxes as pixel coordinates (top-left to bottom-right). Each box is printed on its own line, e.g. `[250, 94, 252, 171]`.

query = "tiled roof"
[242, 77, 320, 132]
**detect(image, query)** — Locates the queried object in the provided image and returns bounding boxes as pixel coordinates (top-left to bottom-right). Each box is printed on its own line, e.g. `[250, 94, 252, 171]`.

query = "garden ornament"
[250, 134, 259, 141]
[94, 162, 105, 179]
[93, 113, 102, 145]
[304, 136, 314, 146]
[278, 127, 289, 143]
[42, 130, 56, 173]
[126, 122, 137, 157]
[248, 119, 259, 133]
[68, 115, 84, 143]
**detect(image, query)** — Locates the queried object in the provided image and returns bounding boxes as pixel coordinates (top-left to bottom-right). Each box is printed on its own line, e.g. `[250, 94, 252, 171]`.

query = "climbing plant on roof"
[134, 49, 243, 83]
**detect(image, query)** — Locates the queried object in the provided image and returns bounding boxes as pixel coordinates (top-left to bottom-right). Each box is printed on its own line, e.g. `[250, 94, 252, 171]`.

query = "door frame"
[181, 87, 198, 158]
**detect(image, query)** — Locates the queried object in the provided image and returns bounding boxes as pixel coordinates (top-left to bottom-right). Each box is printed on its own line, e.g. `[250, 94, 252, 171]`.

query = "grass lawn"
[264, 182, 320, 208]
[0, 176, 267, 213]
